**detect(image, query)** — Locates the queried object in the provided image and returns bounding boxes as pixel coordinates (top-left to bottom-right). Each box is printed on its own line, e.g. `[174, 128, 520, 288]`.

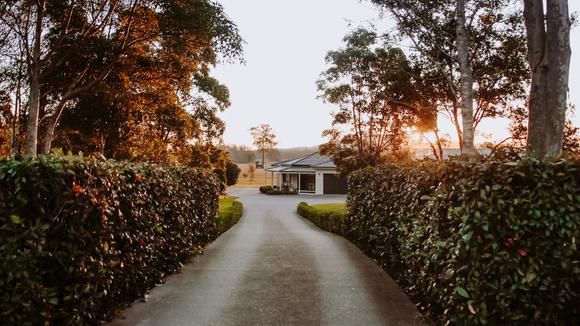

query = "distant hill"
[277, 146, 320, 161]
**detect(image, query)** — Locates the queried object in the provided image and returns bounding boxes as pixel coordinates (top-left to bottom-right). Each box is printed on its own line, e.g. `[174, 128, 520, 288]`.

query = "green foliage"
[296, 202, 346, 236]
[225, 161, 240, 186]
[259, 185, 297, 195]
[0, 156, 223, 324]
[217, 196, 243, 234]
[368, 0, 529, 144]
[346, 158, 580, 324]
[317, 27, 430, 175]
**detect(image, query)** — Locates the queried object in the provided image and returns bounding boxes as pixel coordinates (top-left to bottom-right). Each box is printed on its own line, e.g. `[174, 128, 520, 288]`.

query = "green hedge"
[217, 196, 243, 234]
[346, 158, 580, 324]
[297, 202, 346, 235]
[0, 156, 223, 324]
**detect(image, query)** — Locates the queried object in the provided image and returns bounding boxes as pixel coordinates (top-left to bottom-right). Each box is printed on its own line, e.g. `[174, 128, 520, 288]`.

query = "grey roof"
[312, 160, 336, 168]
[266, 153, 336, 173]
[277, 167, 316, 173]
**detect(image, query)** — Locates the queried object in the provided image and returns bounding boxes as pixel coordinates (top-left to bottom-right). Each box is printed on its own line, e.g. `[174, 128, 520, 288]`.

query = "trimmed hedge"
[297, 202, 346, 235]
[346, 158, 580, 324]
[0, 156, 223, 324]
[259, 185, 297, 195]
[217, 196, 243, 234]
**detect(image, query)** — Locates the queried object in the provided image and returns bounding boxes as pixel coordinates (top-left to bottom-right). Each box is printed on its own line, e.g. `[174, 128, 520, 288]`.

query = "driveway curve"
[108, 188, 424, 326]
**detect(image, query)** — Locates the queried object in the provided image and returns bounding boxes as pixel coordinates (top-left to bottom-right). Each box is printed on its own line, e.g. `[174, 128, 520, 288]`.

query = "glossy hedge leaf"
[455, 287, 470, 298]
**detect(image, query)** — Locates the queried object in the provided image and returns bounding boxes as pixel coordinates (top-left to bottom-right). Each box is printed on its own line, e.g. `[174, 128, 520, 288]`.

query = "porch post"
[298, 173, 301, 194]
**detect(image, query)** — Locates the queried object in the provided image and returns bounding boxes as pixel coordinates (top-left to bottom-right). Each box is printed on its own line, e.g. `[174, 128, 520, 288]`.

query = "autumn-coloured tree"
[0, 92, 13, 157]
[0, 0, 242, 157]
[247, 163, 256, 183]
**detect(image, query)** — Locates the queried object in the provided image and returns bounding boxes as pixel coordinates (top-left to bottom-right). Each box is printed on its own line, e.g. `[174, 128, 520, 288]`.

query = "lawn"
[233, 163, 277, 188]
[307, 203, 347, 217]
[296, 202, 347, 235]
[217, 196, 243, 234]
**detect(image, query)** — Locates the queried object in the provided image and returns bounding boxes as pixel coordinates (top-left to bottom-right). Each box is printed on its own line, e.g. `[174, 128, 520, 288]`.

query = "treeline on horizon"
[223, 144, 319, 164]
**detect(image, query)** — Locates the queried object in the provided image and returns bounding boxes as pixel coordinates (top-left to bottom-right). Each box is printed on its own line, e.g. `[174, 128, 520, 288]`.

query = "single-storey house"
[266, 153, 347, 195]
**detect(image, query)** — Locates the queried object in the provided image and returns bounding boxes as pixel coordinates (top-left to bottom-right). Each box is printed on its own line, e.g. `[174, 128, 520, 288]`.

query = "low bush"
[259, 185, 297, 195]
[0, 156, 223, 325]
[225, 161, 240, 186]
[297, 202, 346, 235]
[346, 157, 580, 324]
[217, 196, 243, 234]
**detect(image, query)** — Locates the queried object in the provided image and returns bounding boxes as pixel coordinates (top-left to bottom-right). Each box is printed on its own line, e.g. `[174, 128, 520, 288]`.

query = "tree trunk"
[24, 0, 45, 158]
[455, 0, 475, 155]
[262, 150, 265, 167]
[524, 0, 571, 158]
[40, 100, 68, 154]
[435, 128, 444, 160]
[41, 114, 58, 154]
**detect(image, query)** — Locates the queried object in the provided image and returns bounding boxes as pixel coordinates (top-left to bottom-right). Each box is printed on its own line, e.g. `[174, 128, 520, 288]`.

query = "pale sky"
[214, 0, 580, 148]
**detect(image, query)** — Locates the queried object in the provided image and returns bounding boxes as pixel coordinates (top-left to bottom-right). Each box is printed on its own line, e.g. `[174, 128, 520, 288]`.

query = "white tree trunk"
[24, 0, 45, 158]
[456, 0, 475, 154]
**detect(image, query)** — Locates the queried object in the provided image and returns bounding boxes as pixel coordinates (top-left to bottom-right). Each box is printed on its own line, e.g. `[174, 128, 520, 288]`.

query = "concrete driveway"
[108, 188, 424, 326]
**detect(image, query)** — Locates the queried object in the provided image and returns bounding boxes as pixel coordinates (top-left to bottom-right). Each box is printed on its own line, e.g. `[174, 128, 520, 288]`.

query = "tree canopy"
[367, 0, 529, 153]
[0, 0, 243, 164]
[317, 28, 433, 174]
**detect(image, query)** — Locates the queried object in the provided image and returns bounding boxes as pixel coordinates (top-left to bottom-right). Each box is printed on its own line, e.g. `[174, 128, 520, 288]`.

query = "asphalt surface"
[108, 188, 425, 326]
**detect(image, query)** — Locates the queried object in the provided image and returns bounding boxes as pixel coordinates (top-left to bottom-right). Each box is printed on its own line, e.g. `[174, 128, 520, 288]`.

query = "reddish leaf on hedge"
[136, 174, 142, 181]
[72, 182, 82, 196]
[519, 249, 527, 257]
[139, 239, 145, 247]
[506, 237, 514, 247]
